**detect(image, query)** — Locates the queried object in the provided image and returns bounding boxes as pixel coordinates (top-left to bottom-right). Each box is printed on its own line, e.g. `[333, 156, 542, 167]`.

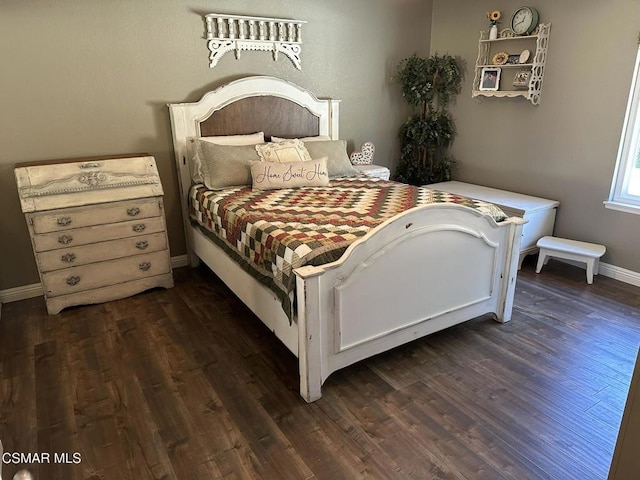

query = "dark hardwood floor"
[1, 259, 639, 480]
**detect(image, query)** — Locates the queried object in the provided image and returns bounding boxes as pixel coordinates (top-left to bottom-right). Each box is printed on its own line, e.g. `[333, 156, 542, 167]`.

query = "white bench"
[535, 236, 606, 284]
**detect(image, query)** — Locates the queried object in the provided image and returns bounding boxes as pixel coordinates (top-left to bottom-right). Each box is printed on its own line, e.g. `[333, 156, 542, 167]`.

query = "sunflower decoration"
[486, 10, 501, 26]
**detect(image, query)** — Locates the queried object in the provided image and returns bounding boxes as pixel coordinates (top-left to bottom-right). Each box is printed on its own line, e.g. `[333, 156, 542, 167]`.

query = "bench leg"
[536, 249, 548, 274]
[586, 258, 596, 284]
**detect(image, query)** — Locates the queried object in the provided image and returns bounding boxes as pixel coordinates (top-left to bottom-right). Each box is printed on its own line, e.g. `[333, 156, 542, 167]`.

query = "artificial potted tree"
[393, 53, 463, 185]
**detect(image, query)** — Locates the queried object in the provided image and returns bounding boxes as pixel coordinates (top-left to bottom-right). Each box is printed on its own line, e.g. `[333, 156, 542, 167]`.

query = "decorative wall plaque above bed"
[204, 13, 307, 69]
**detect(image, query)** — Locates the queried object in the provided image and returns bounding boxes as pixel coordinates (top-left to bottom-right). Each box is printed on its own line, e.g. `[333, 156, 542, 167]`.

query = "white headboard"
[167, 76, 341, 247]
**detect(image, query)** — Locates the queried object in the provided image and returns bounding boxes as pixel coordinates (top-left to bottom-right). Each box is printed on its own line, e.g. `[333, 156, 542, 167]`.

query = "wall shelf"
[204, 13, 307, 70]
[472, 23, 551, 105]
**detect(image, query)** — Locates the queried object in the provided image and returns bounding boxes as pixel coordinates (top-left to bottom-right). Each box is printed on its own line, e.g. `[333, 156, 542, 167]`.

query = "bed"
[168, 76, 525, 402]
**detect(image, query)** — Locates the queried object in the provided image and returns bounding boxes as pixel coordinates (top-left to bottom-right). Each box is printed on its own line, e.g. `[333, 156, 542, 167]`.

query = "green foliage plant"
[393, 53, 463, 185]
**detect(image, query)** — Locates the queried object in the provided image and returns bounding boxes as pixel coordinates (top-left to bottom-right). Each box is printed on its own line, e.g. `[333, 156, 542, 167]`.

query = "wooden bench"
[535, 236, 606, 284]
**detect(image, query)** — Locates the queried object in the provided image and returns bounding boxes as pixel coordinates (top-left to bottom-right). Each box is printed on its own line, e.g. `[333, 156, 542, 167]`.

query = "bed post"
[168, 103, 200, 267]
[494, 218, 526, 322]
[295, 267, 324, 402]
[329, 100, 340, 140]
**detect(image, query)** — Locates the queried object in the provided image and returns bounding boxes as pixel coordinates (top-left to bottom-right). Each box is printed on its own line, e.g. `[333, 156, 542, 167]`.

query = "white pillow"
[191, 132, 265, 184]
[270, 135, 331, 143]
[255, 139, 313, 163]
[250, 157, 330, 190]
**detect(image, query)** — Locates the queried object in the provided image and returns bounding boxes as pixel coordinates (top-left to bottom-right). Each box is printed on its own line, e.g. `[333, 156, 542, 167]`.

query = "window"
[606, 43, 640, 214]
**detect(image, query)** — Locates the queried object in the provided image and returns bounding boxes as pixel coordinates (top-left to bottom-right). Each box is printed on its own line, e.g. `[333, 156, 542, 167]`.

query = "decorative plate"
[492, 52, 509, 65]
[519, 49, 531, 64]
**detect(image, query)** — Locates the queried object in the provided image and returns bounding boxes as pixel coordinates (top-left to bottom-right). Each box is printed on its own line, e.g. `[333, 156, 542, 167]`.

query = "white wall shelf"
[472, 23, 551, 105]
[204, 13, 307, 70]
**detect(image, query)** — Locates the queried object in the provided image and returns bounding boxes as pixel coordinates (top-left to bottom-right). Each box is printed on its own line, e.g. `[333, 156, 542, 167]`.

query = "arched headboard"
[199, 96, 321, 139]
[167, 76, 341, 248]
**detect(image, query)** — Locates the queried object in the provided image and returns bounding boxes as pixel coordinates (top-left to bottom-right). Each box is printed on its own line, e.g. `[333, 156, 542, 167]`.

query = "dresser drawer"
[29, 198, 161, 234]
[15, 155, 162, 213]
[42, 250, 171, 298]
[37, 232, 168, 272]
[32, 216, 166, 252]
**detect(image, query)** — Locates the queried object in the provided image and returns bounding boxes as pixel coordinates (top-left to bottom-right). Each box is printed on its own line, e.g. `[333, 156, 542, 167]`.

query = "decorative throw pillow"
[191, 132, 264, 184]
[196, 140, 261, 190]
[250, 157, 330, 190]
[303, 140, 359, 178]
[255, 139, 313, 163]
[270, 135, 331, 143]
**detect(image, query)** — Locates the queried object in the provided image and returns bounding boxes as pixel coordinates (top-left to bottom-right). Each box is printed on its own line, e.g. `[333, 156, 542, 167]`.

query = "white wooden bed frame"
[168, 76, 525, 402]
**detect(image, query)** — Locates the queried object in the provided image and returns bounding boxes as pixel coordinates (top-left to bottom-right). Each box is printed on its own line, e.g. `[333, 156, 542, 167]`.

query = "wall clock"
[510, 6, 539, 36]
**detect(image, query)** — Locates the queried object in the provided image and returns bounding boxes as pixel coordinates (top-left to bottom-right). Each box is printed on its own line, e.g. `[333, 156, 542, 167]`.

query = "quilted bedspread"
[189, 177, 506, 318]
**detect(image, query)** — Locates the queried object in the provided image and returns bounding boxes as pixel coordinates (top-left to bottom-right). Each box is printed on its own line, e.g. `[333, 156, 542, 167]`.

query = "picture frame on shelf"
[507, 54, 521, 64]
[513, 70, 530, 89]
[479, 67, 501, 91]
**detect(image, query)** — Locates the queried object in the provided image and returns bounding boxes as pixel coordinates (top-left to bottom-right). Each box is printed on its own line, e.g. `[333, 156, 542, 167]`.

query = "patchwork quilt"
[189, 177, 507, 318]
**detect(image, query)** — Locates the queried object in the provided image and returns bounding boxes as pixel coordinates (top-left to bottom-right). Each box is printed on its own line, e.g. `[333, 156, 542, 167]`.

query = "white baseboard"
[536, 258, 640, 287]
[0, 282, 43, 303]
[598, 262, 640, 287]
[1, 255, 638, 304]
[0, 254, 190, 304]
[171, 254, 190, 269]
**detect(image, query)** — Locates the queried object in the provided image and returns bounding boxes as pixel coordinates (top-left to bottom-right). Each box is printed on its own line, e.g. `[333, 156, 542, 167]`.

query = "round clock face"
[511, 7, 539, 35]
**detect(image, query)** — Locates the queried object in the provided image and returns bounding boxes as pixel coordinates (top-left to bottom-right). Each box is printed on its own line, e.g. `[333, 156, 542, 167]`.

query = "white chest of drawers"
[15, 155, 174, 314]
[429, 181, 559, 268]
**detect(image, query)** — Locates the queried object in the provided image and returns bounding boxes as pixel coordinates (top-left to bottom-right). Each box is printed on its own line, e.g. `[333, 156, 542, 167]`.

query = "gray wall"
[430, 0, 640, 272]
[0, 0, 432, 290]
[6, 0, 637, 291]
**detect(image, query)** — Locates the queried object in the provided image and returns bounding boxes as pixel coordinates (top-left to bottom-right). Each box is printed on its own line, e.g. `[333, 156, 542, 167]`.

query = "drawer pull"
[139, 262, 151, 271]
[61, 253, 76, 263]
[58, 235, 73, 245]
[80, 162, 101, 169]
[57, 217, 72, 226]
[66, 276, 81, 286]
[127, 207, 141, 217]
[132, 224, 146, 233]
[135, 240, 149, 250]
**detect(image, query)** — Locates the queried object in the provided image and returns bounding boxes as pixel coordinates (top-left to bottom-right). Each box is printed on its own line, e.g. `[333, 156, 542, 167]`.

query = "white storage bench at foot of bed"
[430, 181, 559, 269]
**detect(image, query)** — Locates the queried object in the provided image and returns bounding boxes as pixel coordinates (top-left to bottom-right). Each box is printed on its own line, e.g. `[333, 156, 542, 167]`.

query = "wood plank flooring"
[1, 259, 639, 480]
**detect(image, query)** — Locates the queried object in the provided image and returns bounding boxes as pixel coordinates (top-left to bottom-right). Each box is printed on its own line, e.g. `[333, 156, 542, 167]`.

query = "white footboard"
[295, 204, 524, 402]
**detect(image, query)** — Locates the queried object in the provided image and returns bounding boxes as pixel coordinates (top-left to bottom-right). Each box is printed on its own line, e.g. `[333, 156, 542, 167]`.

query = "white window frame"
[606, 43, 640, 214]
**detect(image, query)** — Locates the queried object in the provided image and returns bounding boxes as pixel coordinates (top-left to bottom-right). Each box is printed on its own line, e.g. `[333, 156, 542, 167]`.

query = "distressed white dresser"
[15, 155, 174, 314]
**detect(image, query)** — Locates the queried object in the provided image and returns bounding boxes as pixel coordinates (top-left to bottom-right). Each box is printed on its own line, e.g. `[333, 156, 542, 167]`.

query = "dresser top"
[15, 155, 163, 213]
